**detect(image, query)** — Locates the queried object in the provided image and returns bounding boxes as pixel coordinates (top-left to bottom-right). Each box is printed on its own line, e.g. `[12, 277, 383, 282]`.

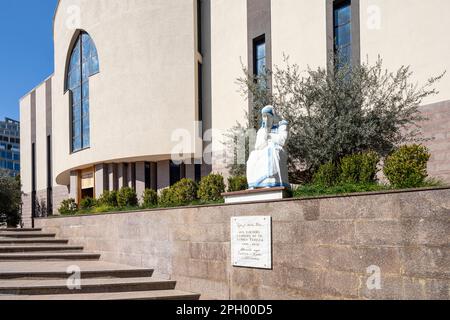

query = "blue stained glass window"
[253, 36, 267, 89]
[82, 136, 90, 149]
[334, 4, 351, 26]
[82, 82, 89, 100]
[90, 45, 99, 75]
[254, 38, 266, 77]
[82, 62, 90, 81]
[67, 32, 99, 152]
[73, 104, 81, 121]
[335, 23, 351, 47]
[82, 100, 89, 117]
[72, 87, 81, 105]
[73, 137, 81, 152]
[334, 1, 352, 67]
[73, 120, 81, 136]
[82, 35, 91, 56]
[256, 44, 265, 62]
[69, 42, 80, 70]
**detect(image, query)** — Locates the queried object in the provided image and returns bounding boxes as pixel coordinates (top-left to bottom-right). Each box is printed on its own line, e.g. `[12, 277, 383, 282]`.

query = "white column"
[69, 170, 79, 202]
[95, 164, 107, 198]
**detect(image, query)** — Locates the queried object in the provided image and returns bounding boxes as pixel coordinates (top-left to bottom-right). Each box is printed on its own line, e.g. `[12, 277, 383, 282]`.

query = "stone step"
[0, 229, 202, 300]
[0, 238, 69, 245]
[0, 277, 177, 295]
[0, 261, 154, 280]
[0, 252, 101, 261]
[0, 233, 56, 239]
[0, 290, 201, 300]
[0, 228, 42, 232]
[0, 245, 84, 253]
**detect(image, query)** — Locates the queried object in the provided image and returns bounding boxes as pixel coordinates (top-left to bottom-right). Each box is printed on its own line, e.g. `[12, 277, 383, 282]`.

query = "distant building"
[0, 117, 20, 177]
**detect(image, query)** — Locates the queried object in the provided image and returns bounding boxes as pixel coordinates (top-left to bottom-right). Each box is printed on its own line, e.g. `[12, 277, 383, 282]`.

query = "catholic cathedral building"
[20, 0, 450, 226]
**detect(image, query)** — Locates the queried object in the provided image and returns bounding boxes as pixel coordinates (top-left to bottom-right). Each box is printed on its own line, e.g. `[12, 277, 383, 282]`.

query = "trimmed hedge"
[79, 197, 97, 210]
[227, 176, 248, 192]
[313, 162, 340, 187]
[383, 144, 431, 189]
[98, 190, 118, 207]
[198, 174, 225, 202]
[58, 199, 78, 215]
[117, 187, 138, 207]
[159, 188, 175, 207]
[142, 189, 158, 208]
[171, 179, 198, 205]
[340, 151, 380, 184]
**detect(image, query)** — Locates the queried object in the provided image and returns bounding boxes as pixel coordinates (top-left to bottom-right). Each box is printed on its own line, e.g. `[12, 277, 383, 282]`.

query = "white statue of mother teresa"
[247, 105, 290, 189]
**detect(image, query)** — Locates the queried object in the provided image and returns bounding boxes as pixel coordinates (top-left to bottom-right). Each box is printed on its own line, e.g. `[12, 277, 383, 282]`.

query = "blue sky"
[0, 0, 58, 121]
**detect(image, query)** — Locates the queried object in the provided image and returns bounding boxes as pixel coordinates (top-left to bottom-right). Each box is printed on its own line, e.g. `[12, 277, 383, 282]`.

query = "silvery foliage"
[226, 55, 445, 183]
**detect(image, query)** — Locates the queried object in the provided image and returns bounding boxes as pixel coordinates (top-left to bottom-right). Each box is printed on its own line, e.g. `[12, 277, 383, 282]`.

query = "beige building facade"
[21, 0, 450, 225]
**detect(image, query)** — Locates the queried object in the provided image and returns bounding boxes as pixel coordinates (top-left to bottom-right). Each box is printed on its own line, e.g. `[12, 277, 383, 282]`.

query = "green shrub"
[340, 151, 380, 184]
[142, 189, 158, 208]
[79, 197, 97, 210]
[294, 182, 389, 198]
[91, 205, 114, 214]
[117, 187, 138, 207]
[98, 190, 118, 207]
[227, 176, 248, 192]
[171, 179, 198, 205]
[159, 188, 176, 207]
[422, 177, 445, 188]
[313, 162, 339, 187]
[198, 174, 225, 202]
[360, 151, 381, 183]
[383, 144, 431, 189]
[58, 199, 78, 215]
[339, 154, 360, 184]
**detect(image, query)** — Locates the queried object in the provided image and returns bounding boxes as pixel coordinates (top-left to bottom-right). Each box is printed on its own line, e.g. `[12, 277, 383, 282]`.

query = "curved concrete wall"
[271, 0, 328, 71]
[53, 0, 198, 185]
[20, 0, 450, 199]
[359, 0, 450, 105]
[209, 0, 248, 176]
[19, 96, 32, 194]
[271, 0, 450, 105]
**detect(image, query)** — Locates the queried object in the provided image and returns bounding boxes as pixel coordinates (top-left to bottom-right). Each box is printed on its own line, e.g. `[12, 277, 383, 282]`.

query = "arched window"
[67, 32, 99, 152]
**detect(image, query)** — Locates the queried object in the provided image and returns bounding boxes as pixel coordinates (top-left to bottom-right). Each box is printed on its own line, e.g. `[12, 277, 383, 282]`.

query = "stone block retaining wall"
[36, 188, 450, 300]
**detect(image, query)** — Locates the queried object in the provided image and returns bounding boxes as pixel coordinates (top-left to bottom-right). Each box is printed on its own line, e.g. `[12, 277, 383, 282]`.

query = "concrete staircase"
[0, 228, 200, 300]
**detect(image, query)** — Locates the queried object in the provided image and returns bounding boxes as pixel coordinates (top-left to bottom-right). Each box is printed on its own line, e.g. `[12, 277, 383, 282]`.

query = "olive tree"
[227, 56, 444, 183]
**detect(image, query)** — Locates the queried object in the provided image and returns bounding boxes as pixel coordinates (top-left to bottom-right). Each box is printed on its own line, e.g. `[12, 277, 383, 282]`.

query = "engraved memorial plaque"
[231, 216, 272, 269]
